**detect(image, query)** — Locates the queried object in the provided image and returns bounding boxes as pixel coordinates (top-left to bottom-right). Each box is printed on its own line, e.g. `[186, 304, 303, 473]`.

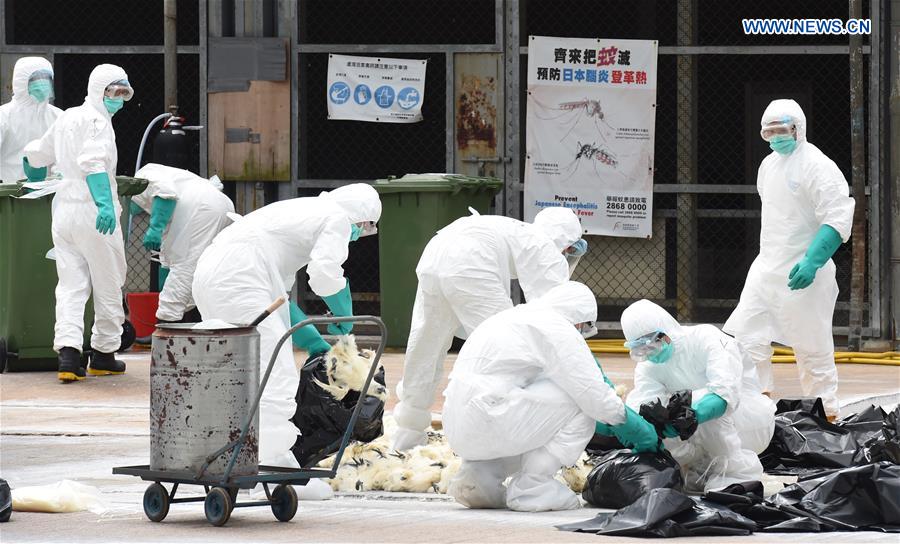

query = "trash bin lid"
[0, 183, 22, 198]
[116, 176, 149, 196]
[374, 173, 502, 194]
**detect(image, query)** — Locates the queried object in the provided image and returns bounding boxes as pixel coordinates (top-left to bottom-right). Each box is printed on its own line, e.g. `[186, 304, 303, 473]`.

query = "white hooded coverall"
[133, 163, 235, 322]
[442, 281, 626, 512]
[723, 99, 855, 417]
[0, 57, 62, 182]
[623, 300, 775, 492]
[25, 64, 130, 354]
[192, 184, 381, 468]
[393, 207, 583, 450]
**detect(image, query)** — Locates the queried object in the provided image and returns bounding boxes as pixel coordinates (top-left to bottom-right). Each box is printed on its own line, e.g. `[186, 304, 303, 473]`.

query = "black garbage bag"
[854, 406, 900, 465]
[584, 432, 624, 456]
[760, 399, 889, 473]
[0, 478, 10, 522]
[704, 481, 829, 531]
[291, 353, 386, 468]
[639, 389, 697, 440]
[582, 449, 684, 509]
[559, 488, 755, 537]
[771, 462, 900, 532]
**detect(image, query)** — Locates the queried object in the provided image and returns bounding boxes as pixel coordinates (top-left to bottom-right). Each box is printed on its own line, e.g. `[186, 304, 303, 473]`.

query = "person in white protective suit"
[24, 64, 134, 382]
[392, 207, 587, 452]
[192, 184, 381, 470]
[0, 57, 62, 182]
[723, 99, 855, 420]
[442, 282, 660, 512]
[131, 163, 235, 323]
[622, 299, 776, 492]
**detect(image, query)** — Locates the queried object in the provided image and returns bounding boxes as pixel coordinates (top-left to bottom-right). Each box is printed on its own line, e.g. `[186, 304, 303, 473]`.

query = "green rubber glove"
[143, 197, 176, 250]
[610, 405, 661, 453]
[22, 157, 47, 182]
[662, 424, 680, 438]
[289, 301, 331, 356]
[321, 280, 353, 335]
[85, 172, 117, 235]
[788, 224, 843, 290]
[692, 392, 728, 425]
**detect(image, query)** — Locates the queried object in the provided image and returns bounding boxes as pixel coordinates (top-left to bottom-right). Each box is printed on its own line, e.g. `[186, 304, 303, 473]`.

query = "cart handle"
[218, 315, 387, 485]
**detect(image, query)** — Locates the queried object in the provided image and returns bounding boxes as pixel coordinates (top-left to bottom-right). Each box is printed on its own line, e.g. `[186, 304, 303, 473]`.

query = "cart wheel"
[270, 484, 298, 522]
[204, 487, 233, 527]
[0, 337, 7, 374]
[143, 483, 169, 522]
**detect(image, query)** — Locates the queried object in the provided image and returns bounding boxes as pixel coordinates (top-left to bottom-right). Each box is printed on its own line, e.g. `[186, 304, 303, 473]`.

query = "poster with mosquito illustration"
[525, 36, 657, 238]
[326, 54, 427, 123]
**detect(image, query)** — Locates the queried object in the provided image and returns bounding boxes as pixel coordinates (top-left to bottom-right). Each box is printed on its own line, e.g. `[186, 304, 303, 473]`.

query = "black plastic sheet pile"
[291, 353, 386, 467]
[560, 464, 900, 537]
[761, 399, 900, 475]
[560, 488, 757, 537]
[582, 449, 684, 509]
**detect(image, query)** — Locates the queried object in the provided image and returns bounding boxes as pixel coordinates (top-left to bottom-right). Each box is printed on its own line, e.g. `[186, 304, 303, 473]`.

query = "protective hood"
[620, 299, 682, 341]
[11, 56, 53, 105]
[530, 281, 597, 325]
[85, 64, 129, 116]
[533, 207, 582, 252]
[319, 183, 382, 224]
[761, 99, 807, 143]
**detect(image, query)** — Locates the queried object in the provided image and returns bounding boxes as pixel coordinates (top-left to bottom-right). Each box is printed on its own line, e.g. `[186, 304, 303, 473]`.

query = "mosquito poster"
[326, 54, 427, 123]
[525, 36, 657, 237]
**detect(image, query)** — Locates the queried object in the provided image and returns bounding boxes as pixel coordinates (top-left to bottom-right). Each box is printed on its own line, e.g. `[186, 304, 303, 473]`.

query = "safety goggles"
[760, 121, 794, 142]
[104, 79, 134, 101]
[624, 330, 667, 362]
[28, 69, 53, 84]
[355, 221, 378, 238]
[576, 321, 598, 339]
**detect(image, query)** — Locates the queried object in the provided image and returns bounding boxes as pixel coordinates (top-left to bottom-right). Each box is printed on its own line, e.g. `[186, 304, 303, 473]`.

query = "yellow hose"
[587, 339, 900, 366]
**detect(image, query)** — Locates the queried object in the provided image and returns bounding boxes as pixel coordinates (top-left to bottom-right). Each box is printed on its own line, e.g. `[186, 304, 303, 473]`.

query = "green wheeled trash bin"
[374, 173, 503, 347]
[0, 176, 148, 372]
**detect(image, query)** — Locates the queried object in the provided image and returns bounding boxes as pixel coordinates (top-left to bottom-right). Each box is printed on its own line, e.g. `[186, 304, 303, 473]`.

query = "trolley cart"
[113, 315, 387, 526]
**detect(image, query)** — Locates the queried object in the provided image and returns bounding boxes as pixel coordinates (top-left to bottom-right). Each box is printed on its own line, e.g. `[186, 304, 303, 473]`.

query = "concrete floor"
[1, 347, 899, 543]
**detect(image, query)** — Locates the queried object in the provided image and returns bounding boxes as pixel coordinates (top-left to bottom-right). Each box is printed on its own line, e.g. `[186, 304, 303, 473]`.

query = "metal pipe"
[847, 0, 868, 350]
[164, 0, 178, 112]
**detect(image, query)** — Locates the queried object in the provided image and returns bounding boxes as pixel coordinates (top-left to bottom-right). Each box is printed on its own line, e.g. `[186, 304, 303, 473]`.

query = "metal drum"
[150, 324, 260, 477]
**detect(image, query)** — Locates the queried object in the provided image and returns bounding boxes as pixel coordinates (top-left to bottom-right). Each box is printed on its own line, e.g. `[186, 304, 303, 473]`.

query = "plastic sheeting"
[761, 400, 899, 474]
[291, 353, 386, 468]
[562, 465, 900, 537]
[559, 488, 756, 537]
[638, 389, 698, 440]
[10, 480, 107, 514]
[0, 479, 10, 522]
[581, 449, 684, 509]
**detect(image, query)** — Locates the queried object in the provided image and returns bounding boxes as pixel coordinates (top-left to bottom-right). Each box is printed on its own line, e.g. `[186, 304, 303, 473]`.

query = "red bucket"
[127, 292, 160, 338]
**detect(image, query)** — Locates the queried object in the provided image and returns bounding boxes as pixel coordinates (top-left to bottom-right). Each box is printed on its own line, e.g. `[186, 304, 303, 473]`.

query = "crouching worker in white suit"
[393, 207, 587, 451]
[192, 184, 381, 469]
[442, 282, 659, 512]
[131, 163, 234, 323]
[622, 299, 776, 492]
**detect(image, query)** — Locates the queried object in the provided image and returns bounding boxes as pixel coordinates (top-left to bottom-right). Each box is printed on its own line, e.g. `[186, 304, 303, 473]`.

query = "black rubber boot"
[58, 347, 85, 382]
[88, 351, 126, 376]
